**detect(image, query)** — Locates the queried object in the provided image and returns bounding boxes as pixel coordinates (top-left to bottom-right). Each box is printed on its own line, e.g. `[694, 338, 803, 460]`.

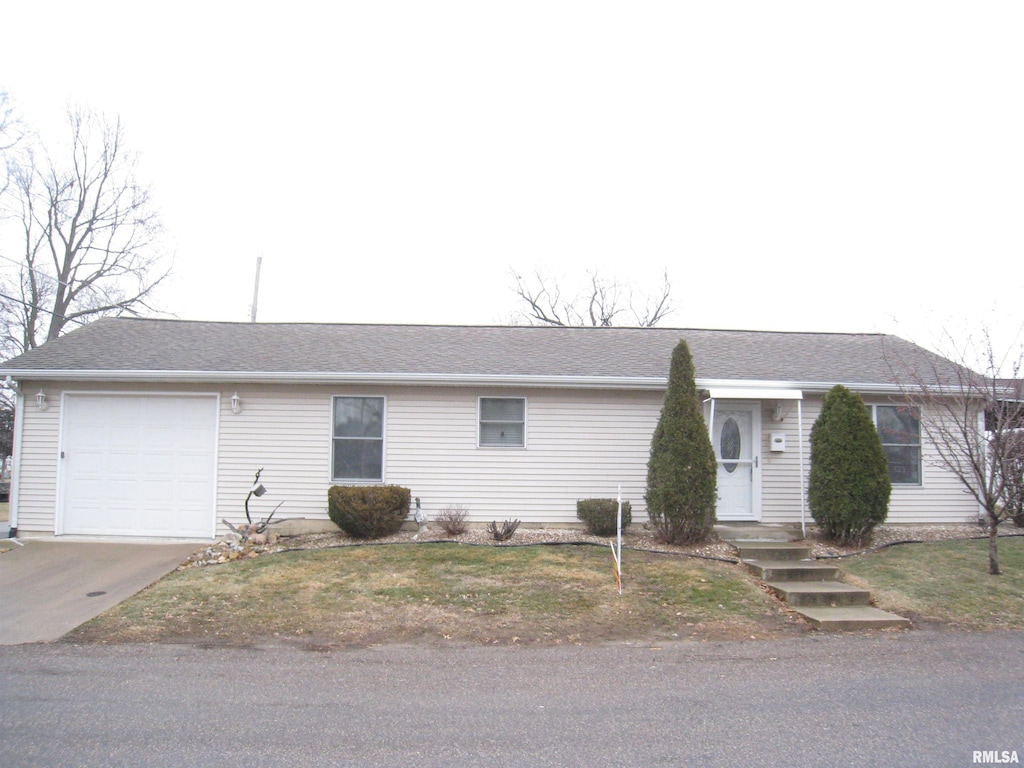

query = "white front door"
[712, 402, 761, 521]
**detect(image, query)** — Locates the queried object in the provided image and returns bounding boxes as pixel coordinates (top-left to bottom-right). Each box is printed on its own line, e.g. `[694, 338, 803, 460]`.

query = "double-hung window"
[479, 397, 526, 448]
[332, 396, 385, 481]
[869, 404, 922, 485]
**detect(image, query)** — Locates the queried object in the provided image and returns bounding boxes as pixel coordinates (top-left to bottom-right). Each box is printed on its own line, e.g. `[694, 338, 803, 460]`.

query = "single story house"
[0, 318, 981, 539]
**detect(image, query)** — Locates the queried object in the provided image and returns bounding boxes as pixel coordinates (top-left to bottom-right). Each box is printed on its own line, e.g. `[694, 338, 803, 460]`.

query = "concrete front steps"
[730, 541, 911, 631]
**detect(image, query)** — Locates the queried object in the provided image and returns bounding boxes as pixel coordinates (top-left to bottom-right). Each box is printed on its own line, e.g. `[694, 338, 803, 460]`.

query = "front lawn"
[840, 536, 1024, 629]
[65, 543, 800, 647]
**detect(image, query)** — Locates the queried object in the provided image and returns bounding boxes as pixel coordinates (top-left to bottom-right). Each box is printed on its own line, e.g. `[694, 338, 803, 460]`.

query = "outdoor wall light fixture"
[36, 390, 48, 411]
[772, 403, 784, 422]
[230, 392, 242, 414]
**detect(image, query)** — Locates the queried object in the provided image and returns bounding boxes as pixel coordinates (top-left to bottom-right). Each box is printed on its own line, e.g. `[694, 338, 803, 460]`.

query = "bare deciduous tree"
[1002, 420, 1024, 529]
[0, 91, 26, 239]
[510, 268, 672, 327]
[0, 89, 24, 159]
[887, 330, 1024, 575]
[0, 106, 168, 358]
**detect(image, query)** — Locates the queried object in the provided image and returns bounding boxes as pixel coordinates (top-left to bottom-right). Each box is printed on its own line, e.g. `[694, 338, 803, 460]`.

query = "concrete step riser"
[747, 564, 840, 582]
[714, 524, 797, 543]
[796, 610, 912, 631]
[770, 590, 872, 608]
[736, 545, 812, 561]
[724, 535, 911, 630]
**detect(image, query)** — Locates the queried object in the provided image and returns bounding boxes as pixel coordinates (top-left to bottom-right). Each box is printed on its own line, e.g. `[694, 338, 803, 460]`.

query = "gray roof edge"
[4, 370, 945, 396]
[1, 369, 669, 390]
[70, 316, 893, 335]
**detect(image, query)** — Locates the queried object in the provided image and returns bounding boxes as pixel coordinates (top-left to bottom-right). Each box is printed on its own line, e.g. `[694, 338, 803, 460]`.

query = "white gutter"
[0, 369, 670, 390]
[0, 369, 966, 396]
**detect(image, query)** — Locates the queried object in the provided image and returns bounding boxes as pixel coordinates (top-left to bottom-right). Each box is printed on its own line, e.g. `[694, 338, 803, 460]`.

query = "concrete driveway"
[0, 538, 202, 645]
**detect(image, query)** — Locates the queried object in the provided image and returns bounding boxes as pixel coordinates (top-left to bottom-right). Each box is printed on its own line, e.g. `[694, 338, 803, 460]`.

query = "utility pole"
[250, 256, 262, 322]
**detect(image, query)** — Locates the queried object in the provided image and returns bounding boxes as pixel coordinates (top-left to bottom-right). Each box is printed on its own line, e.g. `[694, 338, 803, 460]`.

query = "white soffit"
[705, 388, 803, 400]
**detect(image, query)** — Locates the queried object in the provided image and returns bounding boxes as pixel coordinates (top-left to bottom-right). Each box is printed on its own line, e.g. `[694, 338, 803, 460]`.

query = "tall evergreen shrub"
[645, 340, 718, 544]
[809, 385, 892, 546]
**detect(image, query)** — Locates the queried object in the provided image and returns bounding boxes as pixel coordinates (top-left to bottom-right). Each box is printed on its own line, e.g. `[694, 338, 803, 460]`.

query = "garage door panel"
[176, 453, 215, 477]
[141, 451, 178, 476]
[61, 395, 217, 538]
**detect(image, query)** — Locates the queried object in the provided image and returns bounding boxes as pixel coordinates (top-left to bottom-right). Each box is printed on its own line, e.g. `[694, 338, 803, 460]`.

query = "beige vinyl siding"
[216, 386, 334, 531]
[868, 399, 982, 525]
[217, 384, 664, 529]
[12, 383, 61, 533]
[386, 388, 663, 525]
[760, 395, 980, 526]
[220, 387, 975, 526]
[759, 399, 812, 524]
[9, 379, 982, 536]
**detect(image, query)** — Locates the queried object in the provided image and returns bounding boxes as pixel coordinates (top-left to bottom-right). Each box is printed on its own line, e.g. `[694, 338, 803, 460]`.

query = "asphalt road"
[2, 632, 1022, 768]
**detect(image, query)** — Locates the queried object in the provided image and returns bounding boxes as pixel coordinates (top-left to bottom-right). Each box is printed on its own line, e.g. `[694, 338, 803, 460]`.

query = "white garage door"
[60, 394, 218, 537]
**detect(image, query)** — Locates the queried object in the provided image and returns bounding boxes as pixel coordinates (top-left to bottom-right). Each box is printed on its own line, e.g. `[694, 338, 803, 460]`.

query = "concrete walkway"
[0, 539, 202, 645]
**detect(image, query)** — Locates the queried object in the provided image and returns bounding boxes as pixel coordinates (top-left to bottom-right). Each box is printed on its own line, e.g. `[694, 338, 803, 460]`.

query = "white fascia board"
[1, 369, 669, 390]
[695, 379, 969, 397]
[4, 370, 976, 396]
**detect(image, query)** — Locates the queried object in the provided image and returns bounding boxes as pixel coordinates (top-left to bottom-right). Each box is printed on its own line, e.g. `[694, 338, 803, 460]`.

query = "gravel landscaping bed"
[179, 520, 1024, 569]
[808, 521, 1024, 558]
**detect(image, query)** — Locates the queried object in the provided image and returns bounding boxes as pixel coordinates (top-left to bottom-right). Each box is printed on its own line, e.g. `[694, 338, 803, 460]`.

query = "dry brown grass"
[65, 542, 805, 648]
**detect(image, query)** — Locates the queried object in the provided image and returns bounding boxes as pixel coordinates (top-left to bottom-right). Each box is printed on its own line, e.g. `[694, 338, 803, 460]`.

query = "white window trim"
[866, 402, 923, 487]
[331, 395, 386, 483]
[478, 396, 527, 449]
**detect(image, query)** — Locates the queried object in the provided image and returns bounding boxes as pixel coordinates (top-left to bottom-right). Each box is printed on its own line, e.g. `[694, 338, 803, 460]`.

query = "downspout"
[798, 399, 806, 539]
[7, 377, 23, 538]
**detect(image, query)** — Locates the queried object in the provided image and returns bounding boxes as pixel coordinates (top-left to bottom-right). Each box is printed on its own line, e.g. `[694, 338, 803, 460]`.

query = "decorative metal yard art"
[221, 468, 286, 544]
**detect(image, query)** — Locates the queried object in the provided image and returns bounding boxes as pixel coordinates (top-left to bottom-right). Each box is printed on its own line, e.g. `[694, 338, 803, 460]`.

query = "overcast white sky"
[1, 1, 1022, 359]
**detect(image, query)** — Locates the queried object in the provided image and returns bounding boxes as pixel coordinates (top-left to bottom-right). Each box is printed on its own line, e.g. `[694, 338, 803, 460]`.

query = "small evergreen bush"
[809, 385, 892, 546]
[645, 340, 718, 544]
[576, 498, 632, 536]
[327, 485, 411, 539]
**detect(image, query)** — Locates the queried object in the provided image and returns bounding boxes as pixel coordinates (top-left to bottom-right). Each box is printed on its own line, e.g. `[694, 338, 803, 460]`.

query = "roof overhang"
[1, 370, 670, 391]
[1, 371, 972, 397]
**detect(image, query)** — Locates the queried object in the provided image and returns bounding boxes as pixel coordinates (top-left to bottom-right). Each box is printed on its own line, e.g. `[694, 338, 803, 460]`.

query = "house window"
[332, 396, 385, 481]
[870, 404, 922, 485]
[479, 397, 526, 447]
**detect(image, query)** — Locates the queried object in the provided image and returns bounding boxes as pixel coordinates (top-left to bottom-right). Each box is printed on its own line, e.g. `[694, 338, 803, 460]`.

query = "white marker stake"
[615, 484, 623, 594]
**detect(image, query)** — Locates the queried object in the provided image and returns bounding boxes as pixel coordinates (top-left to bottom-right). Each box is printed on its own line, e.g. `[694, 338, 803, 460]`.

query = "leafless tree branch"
[510, 268, 673, 327]
[0, 106, 169, 358]
[885, 328, 1024, 574]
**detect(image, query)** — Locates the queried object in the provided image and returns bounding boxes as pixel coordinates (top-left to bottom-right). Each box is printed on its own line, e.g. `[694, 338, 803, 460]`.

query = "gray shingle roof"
[0, 318, 962, 390]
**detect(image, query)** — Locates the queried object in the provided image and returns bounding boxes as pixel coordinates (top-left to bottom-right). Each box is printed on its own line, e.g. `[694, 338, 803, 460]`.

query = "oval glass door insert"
[720, 417, 741, 473]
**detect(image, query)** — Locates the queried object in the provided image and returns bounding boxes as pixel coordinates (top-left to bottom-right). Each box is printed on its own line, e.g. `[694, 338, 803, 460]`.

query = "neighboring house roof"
[0, 317, 967, 393]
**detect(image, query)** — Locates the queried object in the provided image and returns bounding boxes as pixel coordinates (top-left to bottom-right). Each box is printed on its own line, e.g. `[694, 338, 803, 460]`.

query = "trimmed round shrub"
[645, 340, 718, 544]
[809, 385, 892, 546]
[328, 485, 411, 539]
[576, 498, 632, 536]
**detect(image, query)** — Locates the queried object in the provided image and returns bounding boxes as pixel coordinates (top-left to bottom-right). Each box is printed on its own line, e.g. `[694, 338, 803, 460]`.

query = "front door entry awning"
[703, 388, 803, 401]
